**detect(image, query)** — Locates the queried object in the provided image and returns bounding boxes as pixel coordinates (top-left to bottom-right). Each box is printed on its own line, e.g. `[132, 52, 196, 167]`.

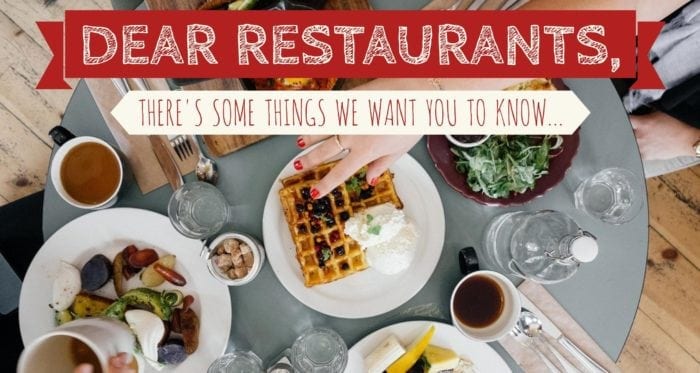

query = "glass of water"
[574, 168, 644, 225]
[168, 181, 230, 239]
[208, 350, 264, 373]
[290, 327, 348, 373]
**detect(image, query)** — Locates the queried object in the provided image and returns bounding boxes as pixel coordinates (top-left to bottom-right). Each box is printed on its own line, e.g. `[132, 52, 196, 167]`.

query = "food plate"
[427, 133, 580, 206]
[262, 153, 445, 318]
[345, 321, 512, 372]
[18, 208, 231, 373]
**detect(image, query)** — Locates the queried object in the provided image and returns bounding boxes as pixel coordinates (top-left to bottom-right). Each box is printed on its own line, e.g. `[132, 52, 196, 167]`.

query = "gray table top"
[43, 77, 648, 371]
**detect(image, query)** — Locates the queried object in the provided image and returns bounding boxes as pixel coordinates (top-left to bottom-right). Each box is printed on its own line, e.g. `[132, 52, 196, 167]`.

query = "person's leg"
[643, 156, 699, 178]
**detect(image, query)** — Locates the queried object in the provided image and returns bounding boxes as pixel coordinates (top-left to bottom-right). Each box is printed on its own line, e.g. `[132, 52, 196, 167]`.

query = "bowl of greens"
[427, 133, 579, 206]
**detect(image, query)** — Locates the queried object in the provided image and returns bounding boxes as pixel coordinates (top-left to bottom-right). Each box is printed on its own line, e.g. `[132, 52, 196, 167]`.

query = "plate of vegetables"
[18, 208, 231, 372]
[427, 133, 580, 206]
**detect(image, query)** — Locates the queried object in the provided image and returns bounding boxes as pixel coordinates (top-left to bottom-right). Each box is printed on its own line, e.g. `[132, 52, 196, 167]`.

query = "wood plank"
[0, 67, 68, 145]
[0, 103, 51, 201]
[616, 310, 699, 372]
[660, 168, 700, 213]
[647, 177, 700, 270]
[640, 228, 700, 359]
[0, 0, 111, 47]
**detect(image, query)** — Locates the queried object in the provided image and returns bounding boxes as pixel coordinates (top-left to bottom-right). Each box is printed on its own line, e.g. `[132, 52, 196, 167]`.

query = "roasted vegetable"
[71, 292, 115, 318]
[55, 309, 74, 326]
[81, 254, 112, 291]
[113, 252, 127, 297]
[154, 264, 187, 286]
[158, 339, 187, 365]
[103, 299, 128, 320]
[161, 290, 184, 307]
[140, 255, 177, 287]
[127, 249, 159, 269]
[121, 245, 141, 280]
[121, 288, 173, 321]
[180, 308, 200, 354]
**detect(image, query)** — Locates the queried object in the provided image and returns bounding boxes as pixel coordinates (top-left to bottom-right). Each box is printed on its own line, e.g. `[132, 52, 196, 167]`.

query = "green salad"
[451, 135, 561, 199]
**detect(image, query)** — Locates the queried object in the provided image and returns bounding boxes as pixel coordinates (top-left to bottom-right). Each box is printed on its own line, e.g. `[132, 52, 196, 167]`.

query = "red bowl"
[426, 133, 580, 206]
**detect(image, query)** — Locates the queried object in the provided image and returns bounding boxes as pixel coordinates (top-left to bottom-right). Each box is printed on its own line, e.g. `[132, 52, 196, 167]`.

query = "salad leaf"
[451, 135, 557, 199]
[367, 225, 382, 235]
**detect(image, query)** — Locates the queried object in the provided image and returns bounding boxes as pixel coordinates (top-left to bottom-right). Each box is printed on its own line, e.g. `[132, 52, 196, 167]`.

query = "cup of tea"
[17, 317, 141, 373]
[450, 270, 521, 342]
[49, 127, 123, 209]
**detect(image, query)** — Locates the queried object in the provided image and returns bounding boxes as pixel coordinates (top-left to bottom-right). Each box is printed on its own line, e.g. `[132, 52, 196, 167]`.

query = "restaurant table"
[41, 77, 648, 371]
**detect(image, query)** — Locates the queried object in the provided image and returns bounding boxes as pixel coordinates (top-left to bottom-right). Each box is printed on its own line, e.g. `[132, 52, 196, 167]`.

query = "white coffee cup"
[50, 135, 123, 210]
[450, 270, 521, 342]
[17, 317, 142, 373]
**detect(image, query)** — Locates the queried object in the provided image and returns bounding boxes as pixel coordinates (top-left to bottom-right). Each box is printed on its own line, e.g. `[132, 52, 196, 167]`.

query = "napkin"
[500, 281, 621, 373]
[85, 78, 198, 194]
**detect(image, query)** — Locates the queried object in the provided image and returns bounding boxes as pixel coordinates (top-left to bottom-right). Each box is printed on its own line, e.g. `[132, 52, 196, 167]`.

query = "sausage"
[154, 263, 187, 286]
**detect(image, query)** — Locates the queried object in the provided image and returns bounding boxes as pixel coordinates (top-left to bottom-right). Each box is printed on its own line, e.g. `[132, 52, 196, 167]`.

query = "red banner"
[37, 10, 663, 89]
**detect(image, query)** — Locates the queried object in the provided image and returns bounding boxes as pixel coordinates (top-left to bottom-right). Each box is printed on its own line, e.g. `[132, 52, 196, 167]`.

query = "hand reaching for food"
[630, 111, 700, 160]
[74, 352, 136, 373]
[294, 135, 422, 198]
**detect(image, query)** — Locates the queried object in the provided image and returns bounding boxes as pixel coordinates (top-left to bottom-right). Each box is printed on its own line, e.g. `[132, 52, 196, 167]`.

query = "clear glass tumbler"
[168, 181, 230, 239]
[574, 167, 643, 225]
[290, 327, 348, 373]
[208, 350, 264, 373]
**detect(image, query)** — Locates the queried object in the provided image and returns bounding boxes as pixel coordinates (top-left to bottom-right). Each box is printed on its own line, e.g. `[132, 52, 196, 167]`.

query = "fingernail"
[310, 188, 320, 199]
[370, 177, 378, 186]
[294, 159, 303, 171]
[296, 136, 306, 148]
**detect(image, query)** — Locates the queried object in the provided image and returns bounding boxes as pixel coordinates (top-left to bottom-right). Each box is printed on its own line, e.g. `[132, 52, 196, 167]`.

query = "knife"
[520, 295, 608, 373]
[112, 78, 184, 191]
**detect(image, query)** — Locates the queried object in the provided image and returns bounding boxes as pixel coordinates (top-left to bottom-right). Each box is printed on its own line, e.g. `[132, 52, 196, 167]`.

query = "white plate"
[345, 321, 512, 372]
[262, 153, 445, 318]
[18, 208, 231, 373]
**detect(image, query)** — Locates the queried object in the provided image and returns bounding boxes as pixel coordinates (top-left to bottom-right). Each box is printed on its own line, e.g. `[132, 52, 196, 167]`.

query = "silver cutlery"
[167, 135, 193, 161]
[511, 316, 561, 373]
[519, 309, 581, 373]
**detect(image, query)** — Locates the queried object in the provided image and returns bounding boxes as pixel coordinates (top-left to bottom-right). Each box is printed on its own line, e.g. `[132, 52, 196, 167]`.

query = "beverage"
[574, 167, 643, 224]
[291, 327, 348, 373]
[452, 274, 504, 328]
[70, 338, 103, 372]
[168, 182, 230, 239]
[50, 136, 123, 209]
[483, 210, 598, 284]
[450, 270, 521, 342]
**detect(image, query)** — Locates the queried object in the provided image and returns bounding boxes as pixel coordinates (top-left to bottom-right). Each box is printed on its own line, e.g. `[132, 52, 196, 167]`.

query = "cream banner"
[110, 90, 589, 135]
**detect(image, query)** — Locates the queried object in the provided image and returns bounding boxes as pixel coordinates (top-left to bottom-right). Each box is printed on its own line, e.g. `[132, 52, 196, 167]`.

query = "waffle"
[279, 161, 403, 287]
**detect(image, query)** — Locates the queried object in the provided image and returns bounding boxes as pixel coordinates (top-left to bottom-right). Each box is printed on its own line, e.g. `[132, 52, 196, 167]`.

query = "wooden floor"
[1, 1, 698, 371]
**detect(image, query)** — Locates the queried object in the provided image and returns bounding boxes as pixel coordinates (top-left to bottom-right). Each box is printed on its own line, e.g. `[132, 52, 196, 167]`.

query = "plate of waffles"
[262, 152, 445, 318]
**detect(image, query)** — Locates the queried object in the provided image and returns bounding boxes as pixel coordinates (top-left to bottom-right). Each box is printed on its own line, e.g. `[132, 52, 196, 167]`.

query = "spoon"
[191, 136, 219, 185]
[519, 310, 581, 373]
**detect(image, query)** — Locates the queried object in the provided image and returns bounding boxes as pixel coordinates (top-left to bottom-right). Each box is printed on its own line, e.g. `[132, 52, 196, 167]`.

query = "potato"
[70, 292, 115, 318]
[179, 308, 200, 354]
[81, 254, 112, 292]
[140, 255, 176, 287]
[113, 252, 126, 297]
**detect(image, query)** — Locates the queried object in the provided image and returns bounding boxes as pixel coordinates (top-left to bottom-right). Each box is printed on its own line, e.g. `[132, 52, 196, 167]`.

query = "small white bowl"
[202, 232, 265, 286]
[445, 135, 491, 148]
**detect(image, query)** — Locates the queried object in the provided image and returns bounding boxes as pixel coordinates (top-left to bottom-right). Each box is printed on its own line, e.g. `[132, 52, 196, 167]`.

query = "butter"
[364, 334, 406, 373]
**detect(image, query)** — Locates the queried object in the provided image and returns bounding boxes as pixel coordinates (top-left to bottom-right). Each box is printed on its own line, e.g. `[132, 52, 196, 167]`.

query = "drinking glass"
[168, 181, 230, 239]
[574, 168, 643, 225]
[290, 327, 348, 373]
[208, 350, 264, 373]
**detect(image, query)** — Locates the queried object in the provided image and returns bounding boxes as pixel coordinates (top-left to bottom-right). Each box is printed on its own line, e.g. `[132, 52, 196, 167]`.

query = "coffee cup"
[17, 317, 142, 373]
[49, 127, 123, 209]
[450, 270, 521, 342]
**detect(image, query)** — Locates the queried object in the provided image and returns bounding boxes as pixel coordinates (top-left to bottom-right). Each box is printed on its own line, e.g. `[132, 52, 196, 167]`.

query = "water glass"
[168, 181, 230, 239]
[208, 350, 264, 373]
[290, 327, 348, 373]
[574, 168, 643, 224]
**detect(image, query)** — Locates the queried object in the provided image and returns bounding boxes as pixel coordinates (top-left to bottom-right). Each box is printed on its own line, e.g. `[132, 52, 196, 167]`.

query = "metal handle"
[530, 342, 562, 373]
[538, 337, 580, 373]
[559, 336, 608, 373]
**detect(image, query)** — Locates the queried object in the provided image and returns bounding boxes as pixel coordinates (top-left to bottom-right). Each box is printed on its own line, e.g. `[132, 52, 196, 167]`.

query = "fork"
[167, 135, 194, 161]
[511, 326, 561, 373]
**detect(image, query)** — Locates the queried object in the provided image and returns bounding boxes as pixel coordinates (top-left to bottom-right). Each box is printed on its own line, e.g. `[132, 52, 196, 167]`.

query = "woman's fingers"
[295, 137, 346, 171]
[296, 135, 331, 149]
[312, 153, 366, 198]
[365, 153, 402, 184]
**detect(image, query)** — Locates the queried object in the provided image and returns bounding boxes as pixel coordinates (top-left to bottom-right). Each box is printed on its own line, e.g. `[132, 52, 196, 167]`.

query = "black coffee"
[453, 275, 505, 328]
